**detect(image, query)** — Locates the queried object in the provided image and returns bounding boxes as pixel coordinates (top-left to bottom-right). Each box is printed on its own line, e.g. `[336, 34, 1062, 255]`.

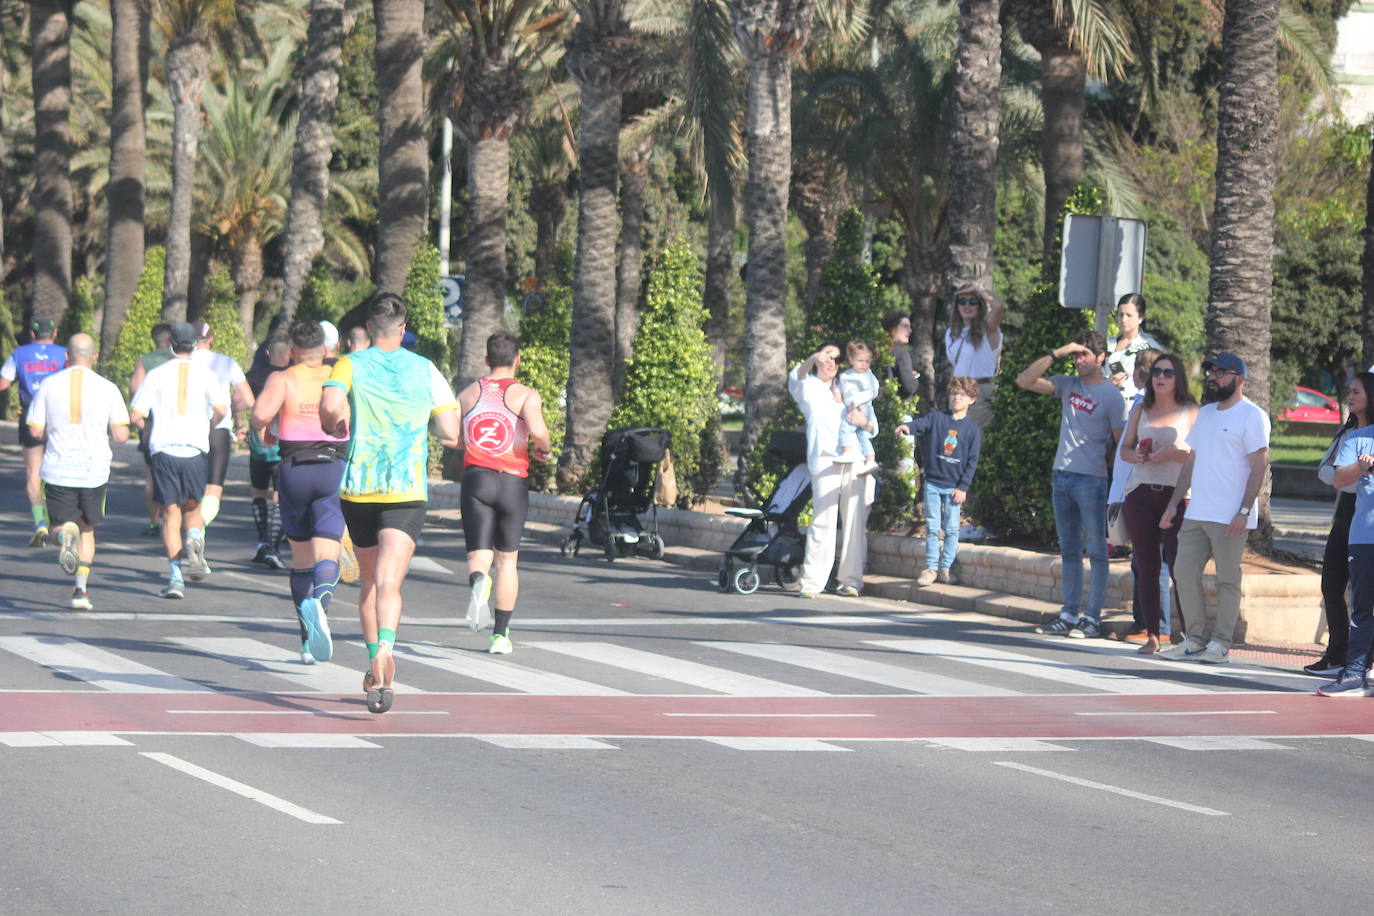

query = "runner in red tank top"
[456, 331, 552, 654]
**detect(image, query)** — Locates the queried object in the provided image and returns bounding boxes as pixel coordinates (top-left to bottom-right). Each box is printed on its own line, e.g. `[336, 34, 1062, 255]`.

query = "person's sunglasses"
[954, 296, 980, 306]
[1205, 368, 1235, 379]
[1150, 367, 1175, 378]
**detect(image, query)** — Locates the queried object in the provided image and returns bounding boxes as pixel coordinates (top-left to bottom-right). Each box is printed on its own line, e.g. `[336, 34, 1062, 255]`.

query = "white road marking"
[994, 761, 1230, 816]
[524, 641, 826, 696]
[928, 738, 1071, 752]
[406, 556, 451, 576]
[392, 641, 628, 696]
[140, 752, 342, 824]
[1145, 736, 1294, 751]
[476, 735, 618, 749]
[236, 734, 381, 748]
[1074, 710, 1277, 717]
[661, 713, 875, 718]
[702, 737, 850, 751]
[0, 636, 211, 693]
[699, 641, 1022, 696]
[0, 732, 63, 747]
[0, 611, 750, 627]
[168, 637, 423, 694]
[869, 639, 1213, 695]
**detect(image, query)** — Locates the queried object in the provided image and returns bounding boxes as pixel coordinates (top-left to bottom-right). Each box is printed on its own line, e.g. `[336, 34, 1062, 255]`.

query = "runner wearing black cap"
[0, 318, 68, 545]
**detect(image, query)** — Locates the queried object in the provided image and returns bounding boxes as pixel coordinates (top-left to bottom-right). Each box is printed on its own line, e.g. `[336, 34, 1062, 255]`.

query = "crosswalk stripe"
[927, 738, 1071, 752]
[1145, 737, 1294, 751]
[867, 639, 1214, 695]
[0, 636, 211, 693]
[703, 737, 850, 751]
[237, 734, 381, 749]
[393, 642, 629, 696]
[698, 641, 1022, 696]
[477, 735, 619, 749]
[523, 641, 827, 696]
[168, 638, 424, 694]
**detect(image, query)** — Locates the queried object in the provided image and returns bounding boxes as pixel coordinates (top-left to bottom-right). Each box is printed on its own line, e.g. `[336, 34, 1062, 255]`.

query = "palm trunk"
[101, 0, 148, 362]
[703, 192, 734, 383]
[1363, 149, 1374, 366]
[792, 154, 845, 316]
[1038, 45, 1085, 264]
[902, 240, 941, 409]
[559, 78, 622, 487]
[455, 134, 511, 389]
[613, 141, 650, 395]
[232, 242, 264, 341]
[1208, 0, 1278, 543]
[371, 0, 428, 296]
[29, 0, 74, 326]
[531, 178, 568, 286]
[280, 0, 345, 319]
[162, 38, 210, 322]
[945, 0, 1000, 293]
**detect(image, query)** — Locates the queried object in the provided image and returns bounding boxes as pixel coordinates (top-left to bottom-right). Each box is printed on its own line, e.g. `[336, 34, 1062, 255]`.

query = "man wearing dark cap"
[130, 322, 230, 598]
[0, 317, 68, 545]
[1159, 352, 1270, 664]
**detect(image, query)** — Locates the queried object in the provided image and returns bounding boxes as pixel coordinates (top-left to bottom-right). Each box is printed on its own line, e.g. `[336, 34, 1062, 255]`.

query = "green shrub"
[1140, 211, 1206, 365]
[204, 267, 251, 369]
[296, 257, 342, 325]
[403, 241, 450, 374]
[58, 275, 100, 343]
[744, 209, 917, 532]
[0, 290, 16, 419]
[607, 241, 719, 506]
[105, 246, 166, 401]
[516, 282, 572, 493]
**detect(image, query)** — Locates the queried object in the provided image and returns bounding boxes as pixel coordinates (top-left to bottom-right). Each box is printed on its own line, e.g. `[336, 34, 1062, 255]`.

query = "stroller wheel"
[560, 534, 579, 558]
[775, 565, 801, 589]
[645, 533, 665, 561]
[717, 560, 731, 591]
[731, 566, 760, 596]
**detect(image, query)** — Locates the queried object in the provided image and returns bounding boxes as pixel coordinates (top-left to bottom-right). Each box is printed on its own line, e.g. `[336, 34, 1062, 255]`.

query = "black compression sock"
[469, 571, 484, 587]
[252, 498, 269, 541]
[494, 609, 513, 637]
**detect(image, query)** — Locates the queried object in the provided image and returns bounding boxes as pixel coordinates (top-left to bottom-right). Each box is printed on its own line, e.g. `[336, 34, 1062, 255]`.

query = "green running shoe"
[488, 633, 513, 655]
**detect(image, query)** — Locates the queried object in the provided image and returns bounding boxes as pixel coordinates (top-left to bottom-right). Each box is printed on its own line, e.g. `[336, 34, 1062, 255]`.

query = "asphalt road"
[1, 445, 1370, 914]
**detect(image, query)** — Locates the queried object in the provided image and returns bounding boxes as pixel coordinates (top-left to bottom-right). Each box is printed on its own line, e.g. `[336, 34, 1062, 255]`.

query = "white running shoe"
[70, 588, 93, 611]
[57, 522, 80, 575]
[183, 534, 211, 580]
[466, 572, 492, 631]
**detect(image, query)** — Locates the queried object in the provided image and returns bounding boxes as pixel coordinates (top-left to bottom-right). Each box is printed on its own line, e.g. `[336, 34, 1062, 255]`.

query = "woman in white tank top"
[1117, 353, 1198, 654]
[944, 286, 1004, 428]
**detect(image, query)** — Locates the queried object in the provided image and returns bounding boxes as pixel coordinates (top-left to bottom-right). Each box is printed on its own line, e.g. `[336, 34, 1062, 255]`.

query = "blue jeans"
[838, 403, 877, 458]
[923, 482, 961, 571]
[1052, 470, 1109, 623]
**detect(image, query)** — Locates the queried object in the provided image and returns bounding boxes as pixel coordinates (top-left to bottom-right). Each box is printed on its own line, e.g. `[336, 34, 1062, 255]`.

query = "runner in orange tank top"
[456, 331, 552, 654]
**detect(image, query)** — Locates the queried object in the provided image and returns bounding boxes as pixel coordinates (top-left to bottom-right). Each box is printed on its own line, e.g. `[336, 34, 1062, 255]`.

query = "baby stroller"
[718, 430, 812, 595]
[561, 426, 671, 562]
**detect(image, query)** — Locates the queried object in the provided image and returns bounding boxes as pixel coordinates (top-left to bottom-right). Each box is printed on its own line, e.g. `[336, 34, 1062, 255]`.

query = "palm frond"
[1279, 4, 1336, 111]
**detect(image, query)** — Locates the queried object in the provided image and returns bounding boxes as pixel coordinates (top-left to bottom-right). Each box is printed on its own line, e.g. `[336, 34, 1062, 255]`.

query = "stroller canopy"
[602, 427, 671, 464]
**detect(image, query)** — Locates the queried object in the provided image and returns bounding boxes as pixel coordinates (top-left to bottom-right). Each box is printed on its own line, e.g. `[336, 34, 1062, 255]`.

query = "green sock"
[366, 641, 379, 660]
[378, 627, 396, 646]
[31, 505, 47, 528]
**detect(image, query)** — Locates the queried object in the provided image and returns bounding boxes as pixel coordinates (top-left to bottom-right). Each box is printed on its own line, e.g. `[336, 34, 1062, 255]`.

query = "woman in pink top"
[1118, 352, 1198, 654]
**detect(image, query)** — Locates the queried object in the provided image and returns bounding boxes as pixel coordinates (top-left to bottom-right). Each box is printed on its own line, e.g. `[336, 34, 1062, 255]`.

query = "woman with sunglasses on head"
[1306, 372, 1374, 677]
[1107, 293, 1161, 400]
[945, 286, 1004, 427]
[1118, 353, 1198, 654]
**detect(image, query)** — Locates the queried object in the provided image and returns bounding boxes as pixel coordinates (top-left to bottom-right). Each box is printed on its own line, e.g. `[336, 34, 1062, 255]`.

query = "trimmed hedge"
[516, 283, 572, 493]
[295, 257, 342, 325]
[204, 267, 251, 369]
[105, 246, 167, 401]
[58, 275, 100, 343]
[403, 241, 451, 374]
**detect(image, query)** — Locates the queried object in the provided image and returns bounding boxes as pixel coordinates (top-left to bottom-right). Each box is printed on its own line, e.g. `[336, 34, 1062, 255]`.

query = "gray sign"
[1059, 215, 1148, 311]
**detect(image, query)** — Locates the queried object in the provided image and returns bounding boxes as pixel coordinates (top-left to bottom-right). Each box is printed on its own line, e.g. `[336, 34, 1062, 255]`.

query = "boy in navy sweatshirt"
[896, 377, 983, 585]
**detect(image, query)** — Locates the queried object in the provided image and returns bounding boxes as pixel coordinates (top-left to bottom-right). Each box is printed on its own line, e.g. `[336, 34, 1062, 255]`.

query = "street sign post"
[1059, 215, 1148, 335]
[441, 275, 465, 328]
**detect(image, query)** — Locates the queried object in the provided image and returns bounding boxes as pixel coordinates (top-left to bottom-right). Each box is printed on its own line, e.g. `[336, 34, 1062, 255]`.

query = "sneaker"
[936, 568, 958, 585]
[1302, 657, 1344, 677]
[252, 542, 272, 565]
[1157, 637, 1206, 661]
[56, 522, 80, 575]
[488, 634, 513, 655]
[856, 461, 880, 477]
[1196, 639, 1230, 664]
[143, 522, 160, 537]
[836, 584, 861, 597]
[70, 588, 93, 611]
[28, 525, 49, 548]
[183, 535, 211, 581]
[1035, 617, 1074, 636]
[794, 590, 817, 599]
[339, 535, 360, 584]
[466, 572, 492, 631]
[261, 552, 286, 571]
[1317, 669, 1369, 697]
[159, 580, 185, 600]
[916, 568, 937, 587]
[297, 597, 333, 663]
[1069, 618, 1100, 639]
[300, 642, 316, 666]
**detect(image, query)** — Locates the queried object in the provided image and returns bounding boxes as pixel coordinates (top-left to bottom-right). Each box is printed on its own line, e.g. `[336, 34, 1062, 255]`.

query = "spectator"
[1317, 413, 1374, 695]
[897, 377, 983, 586]
[1017, 330, 1126, 639]
[883, 313, 920, 400]
[1118, 352, 1197, 654]
[1158, 353, 1270, 664]
[787, 346, 874, 599]
[1305, 371, 1374, 677]
[1106, 293, 1161, 400]
[945, 286, 1004, 427]
[837, 340, 880, 476]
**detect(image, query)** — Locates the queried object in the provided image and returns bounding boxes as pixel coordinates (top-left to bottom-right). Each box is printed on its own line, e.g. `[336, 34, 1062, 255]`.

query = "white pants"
[799, 461, 870, 594]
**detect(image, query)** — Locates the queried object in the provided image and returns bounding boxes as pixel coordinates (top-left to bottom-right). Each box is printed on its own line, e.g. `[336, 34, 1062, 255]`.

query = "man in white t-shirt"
[191, 321, 254, 527]
[24, 334, 130, 609]
[130, 322, 230, 599]
[1158, 353, 1270, 664]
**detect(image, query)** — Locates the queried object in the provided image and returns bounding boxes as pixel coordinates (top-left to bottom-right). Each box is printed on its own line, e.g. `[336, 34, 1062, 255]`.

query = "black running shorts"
[249, 455, 280, 491]
[341, 499, 426, 549]
[18, 403, 42, 449]
[45, 483, 108, 527]
[461, 465, 529, 553]
[150, 452, 208, 507]
[207, 427, 232, 487]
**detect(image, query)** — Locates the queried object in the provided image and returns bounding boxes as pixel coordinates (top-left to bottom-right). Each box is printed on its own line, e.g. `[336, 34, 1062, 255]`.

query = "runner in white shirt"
[130, 322, 229, 599]
[191, 321, 254, 526]
[24, 334, 131, 609]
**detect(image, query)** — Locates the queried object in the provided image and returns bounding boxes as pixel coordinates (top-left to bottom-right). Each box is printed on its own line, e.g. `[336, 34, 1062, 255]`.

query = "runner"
[318, 320, 360, 585]
[129, 323, 173, 536]
[129, 322, 229, 598]
[245, 335, 290, 569]
[456, 331, 552, 654]
[319, 293, 461, 713]
[23, 334, 130, 609]
[0, 318, 68, 545]
[191, 321, 254, 538]
[251, 321, 350, 664]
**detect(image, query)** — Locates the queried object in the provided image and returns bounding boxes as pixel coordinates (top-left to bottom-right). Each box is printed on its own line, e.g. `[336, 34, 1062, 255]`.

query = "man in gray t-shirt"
[1016, 329, 1125, 637]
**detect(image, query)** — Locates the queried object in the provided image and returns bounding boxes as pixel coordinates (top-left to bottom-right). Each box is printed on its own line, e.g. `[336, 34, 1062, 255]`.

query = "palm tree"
[29, 0, 75, 327]
[279, 0, 346, 320]
[613, 123, 653, 396]
[944, 0, 1000, 295]
[730, 0, 818, 469]
[372, 0, 427, 297]
[101, 0, 149, 359]
[153, 0, 236, 322]
[559, 0, 640, 487]
[520, 102, 577, 286]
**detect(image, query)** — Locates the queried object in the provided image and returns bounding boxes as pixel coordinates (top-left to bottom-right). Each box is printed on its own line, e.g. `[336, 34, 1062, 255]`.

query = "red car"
[1282, 386, 1340, 424]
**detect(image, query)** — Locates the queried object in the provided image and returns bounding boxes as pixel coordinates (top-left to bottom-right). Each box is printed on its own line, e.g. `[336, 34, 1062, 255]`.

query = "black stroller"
[718, 430, 812, 595]
[561, 427, 671, 562]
